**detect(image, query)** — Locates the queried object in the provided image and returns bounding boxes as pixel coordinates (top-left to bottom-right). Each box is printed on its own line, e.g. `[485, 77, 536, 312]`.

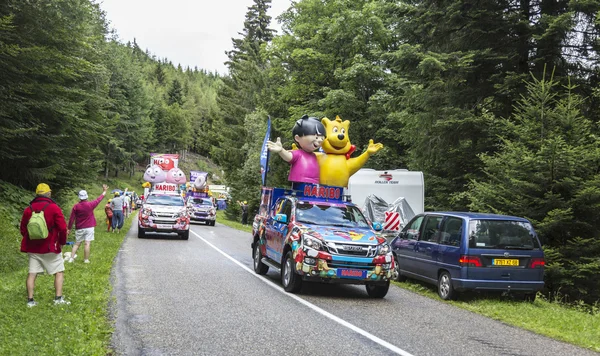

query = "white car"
[138, 194, 190, 239]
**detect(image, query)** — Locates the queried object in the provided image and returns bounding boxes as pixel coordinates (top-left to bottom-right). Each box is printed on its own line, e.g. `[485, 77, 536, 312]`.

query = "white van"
[347, 169, 424, 214]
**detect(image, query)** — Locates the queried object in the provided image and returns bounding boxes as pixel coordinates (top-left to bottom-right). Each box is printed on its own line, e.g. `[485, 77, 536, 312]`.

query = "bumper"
[190, 212, 216, 222]
[453, 278, 544, 292]
[138, 217, 190, 232]
[294, 249, 393, 284]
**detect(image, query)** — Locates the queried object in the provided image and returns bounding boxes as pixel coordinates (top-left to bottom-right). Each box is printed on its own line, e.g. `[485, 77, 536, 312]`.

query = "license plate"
[493, 259, 519, 266]
[336, 269, 367, 279]
[157, 224, 172, 229]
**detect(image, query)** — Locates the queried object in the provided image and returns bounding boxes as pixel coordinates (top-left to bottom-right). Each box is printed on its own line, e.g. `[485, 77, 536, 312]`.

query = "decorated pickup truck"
[138, 183, 190, 240]
[251, 183, 393, 298]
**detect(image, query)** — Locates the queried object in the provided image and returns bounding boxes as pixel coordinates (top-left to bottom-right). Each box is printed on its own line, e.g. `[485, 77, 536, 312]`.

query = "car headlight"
[142, 208, 152, 216]
[303, 235, 324, 251]
[377, 243, 391, 255]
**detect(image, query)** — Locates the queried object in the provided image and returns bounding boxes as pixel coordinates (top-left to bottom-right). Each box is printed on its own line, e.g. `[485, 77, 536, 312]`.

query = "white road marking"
[191, 230, 413, 356]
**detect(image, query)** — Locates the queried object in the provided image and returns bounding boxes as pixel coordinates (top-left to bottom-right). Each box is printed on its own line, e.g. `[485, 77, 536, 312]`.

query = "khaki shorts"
[75, 227, 95, 243]
[28, 253, 65, 275]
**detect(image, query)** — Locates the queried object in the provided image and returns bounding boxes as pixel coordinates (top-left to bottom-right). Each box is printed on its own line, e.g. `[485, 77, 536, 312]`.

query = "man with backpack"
[67, 184, 108, 264]
[20, 183, 69, 307]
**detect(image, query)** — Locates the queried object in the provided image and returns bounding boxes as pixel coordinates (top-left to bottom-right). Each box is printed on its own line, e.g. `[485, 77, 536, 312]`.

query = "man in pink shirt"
[67, 184, 108, 263]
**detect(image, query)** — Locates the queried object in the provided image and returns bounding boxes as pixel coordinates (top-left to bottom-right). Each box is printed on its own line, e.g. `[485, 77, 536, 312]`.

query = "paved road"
[111, 221, 598, 356]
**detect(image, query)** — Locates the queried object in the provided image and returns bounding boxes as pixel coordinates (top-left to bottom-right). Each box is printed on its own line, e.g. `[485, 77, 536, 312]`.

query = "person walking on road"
[20, 183, 69, 307]
[111, 192, 125, 233]
[105, 199, 113, 232]
[67, 184, 108, 263]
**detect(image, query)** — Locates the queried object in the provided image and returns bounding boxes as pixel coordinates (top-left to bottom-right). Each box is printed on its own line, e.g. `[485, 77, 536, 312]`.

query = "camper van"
[347, 169, 424, 214]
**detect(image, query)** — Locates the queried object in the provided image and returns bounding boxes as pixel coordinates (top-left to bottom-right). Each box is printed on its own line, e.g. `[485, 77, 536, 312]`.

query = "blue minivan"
[391, 212, 545, 301]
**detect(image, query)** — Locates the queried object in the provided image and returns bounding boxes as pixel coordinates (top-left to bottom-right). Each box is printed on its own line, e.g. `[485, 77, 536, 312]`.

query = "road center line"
[191, 230, 413, 356]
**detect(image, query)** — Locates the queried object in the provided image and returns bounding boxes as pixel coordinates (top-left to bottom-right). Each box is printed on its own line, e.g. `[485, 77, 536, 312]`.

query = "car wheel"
[137, 227, 145, 238]
[253, 241, 269, 275]
[365, 282, 390, 298]
[211, 221, 216, 226]
[393, 255, 407, 282]
[180, 230, 189, 240]
[438, 271, 456, 300]
[281, 251, 302, 293]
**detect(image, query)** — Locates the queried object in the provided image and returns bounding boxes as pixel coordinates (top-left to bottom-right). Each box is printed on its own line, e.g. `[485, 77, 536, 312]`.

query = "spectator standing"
[104, 199, 113, 232]
[67, 184, 108, 264]
[238, 201, 249, 225]
[20, 183, 69, 307]
[111, 192, 125, 233]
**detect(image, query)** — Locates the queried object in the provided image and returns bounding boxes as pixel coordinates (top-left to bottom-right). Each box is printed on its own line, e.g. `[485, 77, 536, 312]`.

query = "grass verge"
[216, 210, 252, 233]
[392, 279, 600, 352]
[0, 176, 142, 355]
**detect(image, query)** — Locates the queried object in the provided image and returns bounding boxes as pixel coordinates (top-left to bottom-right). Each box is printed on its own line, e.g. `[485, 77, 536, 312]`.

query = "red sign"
[384, 211, 401, 231]
[150, 153, 179, 171]
[152, 183, 179, 193]
[303, 185, 342, 199]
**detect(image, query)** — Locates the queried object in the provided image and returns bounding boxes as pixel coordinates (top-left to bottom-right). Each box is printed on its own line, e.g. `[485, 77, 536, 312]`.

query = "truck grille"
[325, 243, 377, 257]
[328, 260, 375, 270]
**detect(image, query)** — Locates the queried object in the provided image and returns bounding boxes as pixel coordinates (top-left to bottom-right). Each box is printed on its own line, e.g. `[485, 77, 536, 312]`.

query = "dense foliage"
[212, 0, 600, 305]
[1, 0, 599, 305]
[0, 0, 220, 190]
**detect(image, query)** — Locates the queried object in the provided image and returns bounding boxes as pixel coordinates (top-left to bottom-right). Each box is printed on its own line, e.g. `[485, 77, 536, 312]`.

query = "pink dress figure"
[267, 115, 325, 184]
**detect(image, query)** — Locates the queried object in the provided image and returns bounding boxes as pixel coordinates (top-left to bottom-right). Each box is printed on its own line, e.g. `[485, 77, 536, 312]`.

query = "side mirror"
[274, 213, 288, 224]
[372, 222, 383, 232]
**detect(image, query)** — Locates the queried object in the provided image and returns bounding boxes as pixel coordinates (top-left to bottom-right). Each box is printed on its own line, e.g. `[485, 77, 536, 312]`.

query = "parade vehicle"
[186, 194, 216, 226]
[138, 183, 190, 240]
[251, 183, 394, 298]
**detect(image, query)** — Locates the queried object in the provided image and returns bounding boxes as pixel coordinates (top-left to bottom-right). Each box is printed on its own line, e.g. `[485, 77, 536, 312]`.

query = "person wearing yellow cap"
[19, 183, 69, 307]
[238, 200, 249, 225]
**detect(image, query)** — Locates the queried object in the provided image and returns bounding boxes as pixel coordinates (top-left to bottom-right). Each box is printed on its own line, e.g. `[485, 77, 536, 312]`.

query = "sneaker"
[68, 258, 74, 263]
[27, 300, 38, 308]
[54, 297, 71, 305]
[84, 259, 90, 264]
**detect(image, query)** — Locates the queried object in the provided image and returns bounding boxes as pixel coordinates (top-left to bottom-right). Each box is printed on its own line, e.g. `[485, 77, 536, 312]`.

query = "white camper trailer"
[347, 168, 424, 214]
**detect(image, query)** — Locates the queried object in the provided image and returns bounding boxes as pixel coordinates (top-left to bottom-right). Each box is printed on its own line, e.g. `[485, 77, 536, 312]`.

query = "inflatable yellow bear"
[317, 116, 383, 187]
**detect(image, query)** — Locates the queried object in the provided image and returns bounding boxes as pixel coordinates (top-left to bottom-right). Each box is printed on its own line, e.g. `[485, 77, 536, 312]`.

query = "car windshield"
[295, 201, 371, 228]
[468, 219, 540, 249]
[146, 195, 184, 207]
[191, 198, 212, 206]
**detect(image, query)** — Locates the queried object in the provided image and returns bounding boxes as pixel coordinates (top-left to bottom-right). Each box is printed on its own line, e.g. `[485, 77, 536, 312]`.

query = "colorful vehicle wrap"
[251, 184, 393, 297]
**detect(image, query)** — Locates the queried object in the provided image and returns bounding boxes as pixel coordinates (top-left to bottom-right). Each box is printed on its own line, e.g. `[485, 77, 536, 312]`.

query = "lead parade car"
[138, 184, 190, 240]
[251, 184, 393, 298]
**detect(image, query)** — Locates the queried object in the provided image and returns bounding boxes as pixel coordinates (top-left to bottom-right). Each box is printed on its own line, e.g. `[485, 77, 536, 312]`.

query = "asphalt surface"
[110, 219, 598, 356]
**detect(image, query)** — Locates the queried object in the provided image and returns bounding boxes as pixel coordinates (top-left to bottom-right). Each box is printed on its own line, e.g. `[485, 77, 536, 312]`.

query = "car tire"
[393, 255, 407, 282]
[253, 241, 269, 275]
[180, 230, 189, 240]
[137, 227, 145, 238]
[210, 221, 216, 226]
[365, 281, 390, 298]
[438, 271, 456, 300]
[281, 251, 302, 293]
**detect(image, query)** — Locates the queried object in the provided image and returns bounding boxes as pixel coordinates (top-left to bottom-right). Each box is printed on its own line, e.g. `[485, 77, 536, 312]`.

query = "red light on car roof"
[530, 257, 545, 268]
[459, 255, 482, 267]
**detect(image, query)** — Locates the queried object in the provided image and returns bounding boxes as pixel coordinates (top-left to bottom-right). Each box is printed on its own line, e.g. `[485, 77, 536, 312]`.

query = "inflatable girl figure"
[267, 115, 325, 184]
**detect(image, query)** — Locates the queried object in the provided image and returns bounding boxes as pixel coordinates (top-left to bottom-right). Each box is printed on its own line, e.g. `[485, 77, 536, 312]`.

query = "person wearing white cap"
[66, 184, 108, 263]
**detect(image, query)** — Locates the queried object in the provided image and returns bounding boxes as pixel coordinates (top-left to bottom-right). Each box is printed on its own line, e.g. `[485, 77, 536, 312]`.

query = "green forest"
[1, 0, 600, 306]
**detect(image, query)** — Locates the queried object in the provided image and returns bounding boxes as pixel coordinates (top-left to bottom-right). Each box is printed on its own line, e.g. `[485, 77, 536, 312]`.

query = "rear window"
[468, 219, 540, 249]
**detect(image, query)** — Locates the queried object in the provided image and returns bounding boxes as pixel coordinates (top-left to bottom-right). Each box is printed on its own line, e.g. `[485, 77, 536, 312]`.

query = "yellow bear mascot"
[317, 116, 383, 187]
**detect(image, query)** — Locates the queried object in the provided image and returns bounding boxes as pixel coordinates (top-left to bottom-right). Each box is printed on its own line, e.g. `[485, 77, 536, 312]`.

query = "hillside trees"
[466, 71, 600, 304]
[211, 0, 276, 200]
[0, 0, 220, 191]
